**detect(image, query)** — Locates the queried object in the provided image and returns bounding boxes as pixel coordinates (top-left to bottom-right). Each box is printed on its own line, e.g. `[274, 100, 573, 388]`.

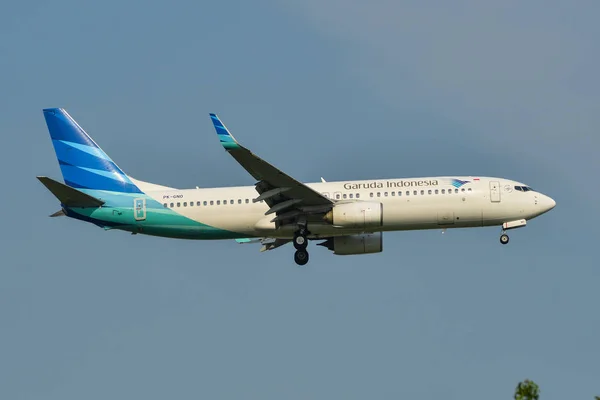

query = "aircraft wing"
[210, 114, 333, 226]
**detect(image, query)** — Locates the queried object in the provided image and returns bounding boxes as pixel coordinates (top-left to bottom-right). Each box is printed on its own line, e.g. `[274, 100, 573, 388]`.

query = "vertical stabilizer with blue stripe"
[43, 108, 142, 193]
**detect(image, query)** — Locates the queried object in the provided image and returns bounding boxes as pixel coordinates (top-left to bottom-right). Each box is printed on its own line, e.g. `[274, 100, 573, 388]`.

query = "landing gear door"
[134, 198, 146, 221]
[490, 181, 501, 203]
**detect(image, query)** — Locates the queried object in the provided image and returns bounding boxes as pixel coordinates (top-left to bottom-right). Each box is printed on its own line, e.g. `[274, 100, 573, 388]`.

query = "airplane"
[38, 108, 556, 265]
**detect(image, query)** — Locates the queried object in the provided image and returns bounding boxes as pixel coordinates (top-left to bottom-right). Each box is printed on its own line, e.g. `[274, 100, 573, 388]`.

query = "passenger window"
[336, 193, 340, 199]
[343, 194, 347, 199]
[216, 200, 220, 205]
[230, 200, 233, 204]
[441, 189, 445, 194]
[177, 202, 181, 207]
[468, 188, 472, 192]
[203, 201, 207, 206]
[245, 199, 249, 204]
[428, 190, 432, 195]
[454, 189, 458, 193]
[349, 193, 354, 198]
[384, 192, 388, 197]
[238, 199, 241, 204]
[210, 201, 214, 205]
[170, 203, 174, 208]
[461, 188, 465, 192]
[406, 191, 410, 196]
[413, 190, 417, 195]
[398, 191, 402, 196]
[356, 193, 360, 199]
[197, 201, 201, 206]
[420, 190, 424, 195]
[190, 202, 194, 207]
[435, 189, 439, 194]
[370, 192, 374, 198]
[223, 200, 227, 204]
[377, 192, 381, 197]
[163, 203, 168, 208]
[391, 192, 395, 196]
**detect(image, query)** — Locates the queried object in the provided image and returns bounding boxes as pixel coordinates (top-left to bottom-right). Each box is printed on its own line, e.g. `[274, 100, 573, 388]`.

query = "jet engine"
[318, 232, 383, 255]
[323, 202, 383, 229]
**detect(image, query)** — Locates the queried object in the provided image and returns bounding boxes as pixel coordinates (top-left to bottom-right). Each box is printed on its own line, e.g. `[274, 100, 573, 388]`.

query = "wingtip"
[209, 113, 240, 150]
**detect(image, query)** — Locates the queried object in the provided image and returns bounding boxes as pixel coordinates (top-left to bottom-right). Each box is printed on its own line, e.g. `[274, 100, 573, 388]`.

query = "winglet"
[210, 114, 240, 150]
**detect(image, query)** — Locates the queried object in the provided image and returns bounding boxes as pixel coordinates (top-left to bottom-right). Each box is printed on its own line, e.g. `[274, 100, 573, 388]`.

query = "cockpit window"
[515, 185, 534, 192]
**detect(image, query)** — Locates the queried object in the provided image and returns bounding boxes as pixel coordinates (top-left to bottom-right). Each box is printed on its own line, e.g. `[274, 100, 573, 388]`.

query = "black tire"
[294, 250, 309, 266]
[293, 234, 308, 250]
[500, 234, 509, 245]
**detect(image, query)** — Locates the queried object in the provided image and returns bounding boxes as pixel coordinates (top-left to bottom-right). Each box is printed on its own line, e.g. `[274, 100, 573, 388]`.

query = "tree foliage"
[514, 379, 598, 399]
[514, 380, 540, 400]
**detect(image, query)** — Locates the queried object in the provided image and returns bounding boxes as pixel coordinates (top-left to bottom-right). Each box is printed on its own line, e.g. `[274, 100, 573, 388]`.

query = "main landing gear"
[500, 233, 510, 245]
[293, 228, 309, 266]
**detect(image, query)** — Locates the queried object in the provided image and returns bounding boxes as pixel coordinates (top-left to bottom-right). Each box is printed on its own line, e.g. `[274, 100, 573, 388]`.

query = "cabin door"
[134, 198, 146, 221]
[489, 181, 501, 203]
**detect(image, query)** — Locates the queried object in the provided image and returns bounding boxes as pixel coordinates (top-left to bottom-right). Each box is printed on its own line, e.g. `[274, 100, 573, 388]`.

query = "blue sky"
[1, 1, 598, 399]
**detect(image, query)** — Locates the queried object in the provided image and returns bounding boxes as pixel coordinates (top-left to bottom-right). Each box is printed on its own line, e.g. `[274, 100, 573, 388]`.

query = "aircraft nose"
[541, 194, 556, 212]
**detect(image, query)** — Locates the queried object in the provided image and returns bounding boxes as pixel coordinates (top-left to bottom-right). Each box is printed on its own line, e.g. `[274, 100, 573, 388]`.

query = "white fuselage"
[143, 176, 555, 239]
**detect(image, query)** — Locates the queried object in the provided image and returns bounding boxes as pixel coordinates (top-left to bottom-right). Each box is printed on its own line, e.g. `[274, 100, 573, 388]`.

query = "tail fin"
[43, 108, 142, 193]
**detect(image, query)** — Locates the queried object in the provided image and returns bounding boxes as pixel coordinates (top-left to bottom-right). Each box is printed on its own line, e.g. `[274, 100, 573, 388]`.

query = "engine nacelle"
[319, 232, 383, 255]
[323, 202, 383, 229]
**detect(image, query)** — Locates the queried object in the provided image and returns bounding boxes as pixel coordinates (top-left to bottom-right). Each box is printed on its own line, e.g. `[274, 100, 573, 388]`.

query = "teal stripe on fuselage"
[65, 190, 246, 240]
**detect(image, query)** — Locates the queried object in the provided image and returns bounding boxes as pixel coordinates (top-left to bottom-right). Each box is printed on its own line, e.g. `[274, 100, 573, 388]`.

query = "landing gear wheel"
[293, 231, 308, 250]
[294, 250, 309, 266]
[500, 234, 509, 245]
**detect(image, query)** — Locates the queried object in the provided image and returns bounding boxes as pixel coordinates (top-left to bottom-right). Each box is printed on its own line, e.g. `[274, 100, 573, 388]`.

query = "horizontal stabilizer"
[49, 209, 66, 217]
[37, 176, 105, 207]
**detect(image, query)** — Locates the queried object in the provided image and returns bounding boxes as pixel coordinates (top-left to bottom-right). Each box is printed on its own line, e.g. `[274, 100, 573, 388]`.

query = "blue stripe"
[77, 166, 132, 181]
[53, 140, 122, 172]
[61, 166, 142, 193]
[57, 140, 112, 160]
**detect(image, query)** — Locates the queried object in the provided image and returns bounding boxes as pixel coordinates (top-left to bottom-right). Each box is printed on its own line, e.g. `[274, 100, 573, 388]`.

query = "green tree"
[514, 380, 540, 400]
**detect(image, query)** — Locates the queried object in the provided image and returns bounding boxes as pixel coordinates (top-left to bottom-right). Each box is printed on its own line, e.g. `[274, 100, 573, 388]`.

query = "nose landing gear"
[498, 219, 526, 245]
